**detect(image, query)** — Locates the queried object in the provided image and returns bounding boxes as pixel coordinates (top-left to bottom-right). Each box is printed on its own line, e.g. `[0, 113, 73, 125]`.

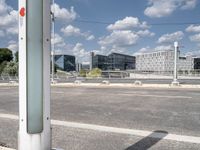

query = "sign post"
[18, 0, 51, 149]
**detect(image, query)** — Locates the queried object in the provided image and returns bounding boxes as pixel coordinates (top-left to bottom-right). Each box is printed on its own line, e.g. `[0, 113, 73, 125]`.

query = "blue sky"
[1, 0, 200, 63]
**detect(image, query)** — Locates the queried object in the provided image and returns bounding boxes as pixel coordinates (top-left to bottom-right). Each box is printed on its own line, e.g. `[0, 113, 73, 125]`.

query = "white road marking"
[0, 146, 15, 150]
[52, 91, 64, 94]
[120, 93, 192, 99]
[0, 113, 200, 144]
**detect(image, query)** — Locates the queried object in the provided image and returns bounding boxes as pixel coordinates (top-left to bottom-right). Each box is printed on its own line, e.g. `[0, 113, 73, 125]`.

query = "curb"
[51, 83, 200, 89]
[0, 83, 200, 89]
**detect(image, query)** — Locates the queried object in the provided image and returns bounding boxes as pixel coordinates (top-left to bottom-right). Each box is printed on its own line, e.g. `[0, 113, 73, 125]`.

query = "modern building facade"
[193, 58, 200, 70]
[55, 54, 76, 72]
[91, 53, 108, 70]
[91, 52, 136, 70]
[135, 50, 193, 72]
[107, 53, 135, 70]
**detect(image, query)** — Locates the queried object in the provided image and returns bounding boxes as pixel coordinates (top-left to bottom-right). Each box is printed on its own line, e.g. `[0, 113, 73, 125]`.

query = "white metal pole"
[51, 0, 55, 83]
[172, 41, 179, 85]
[18, 0, 51, 149]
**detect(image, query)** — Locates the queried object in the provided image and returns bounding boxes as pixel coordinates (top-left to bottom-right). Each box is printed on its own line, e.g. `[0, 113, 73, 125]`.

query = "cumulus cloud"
[157, 31, 184, 44]
[155, 45, 174, 51]
[189, 33, 200, 42]
[181, 0, 197, 10]
[99, 30, 139, 48]
[107, 17, 149, 31]
[144, 0, 197, 18]
[51, 3, 77, 22]
[186, 24, 200, 33]
[61, 25, 95, 40]
[0, 0, 12, 15]
[134, 46, 151, 55]
[99, 17, 154, 53]
[7, 40, 18, 52]
[61, 25, 81, 36]
[51, 33, 67, 48]
[72, 43, 90, 62]
[86, 35, 95, 41]
[137, 30, 155, 37]
[0, 0, 18, 35]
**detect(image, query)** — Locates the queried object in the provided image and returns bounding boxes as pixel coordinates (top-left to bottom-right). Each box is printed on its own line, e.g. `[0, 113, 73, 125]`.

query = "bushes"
[87, 68, 102, 78]
[79, 69, 87, 77]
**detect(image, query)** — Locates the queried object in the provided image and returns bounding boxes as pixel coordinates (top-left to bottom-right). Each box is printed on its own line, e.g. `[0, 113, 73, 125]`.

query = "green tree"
[2, 61, 18, 76]
[0, 48, 13, 64]
[15, 51, 18, 62]
[0, 61, 8, 74]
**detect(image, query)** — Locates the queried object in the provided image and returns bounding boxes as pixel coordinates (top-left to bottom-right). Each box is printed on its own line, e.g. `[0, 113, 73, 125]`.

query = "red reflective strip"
[20, 7, 25, 17]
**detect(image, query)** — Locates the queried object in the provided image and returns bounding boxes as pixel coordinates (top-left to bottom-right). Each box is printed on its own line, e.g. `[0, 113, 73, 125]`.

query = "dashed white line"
[0, 113, 200, 144]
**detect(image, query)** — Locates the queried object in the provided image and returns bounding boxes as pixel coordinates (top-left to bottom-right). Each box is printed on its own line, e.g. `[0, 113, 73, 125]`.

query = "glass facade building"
[91, 52, 135, 70]
[108, 53, 135, 70]
[92, 54, 108, 70]
[194, 58, 200, 70]
[55, 55, 76, 72]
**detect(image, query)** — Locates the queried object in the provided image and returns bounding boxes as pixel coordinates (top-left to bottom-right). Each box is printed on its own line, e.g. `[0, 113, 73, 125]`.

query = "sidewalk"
[0, 82, 200, 89]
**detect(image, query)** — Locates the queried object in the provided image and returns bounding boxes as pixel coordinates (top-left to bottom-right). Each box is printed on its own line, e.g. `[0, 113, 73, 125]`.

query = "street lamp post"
[171, 41, 180, 86]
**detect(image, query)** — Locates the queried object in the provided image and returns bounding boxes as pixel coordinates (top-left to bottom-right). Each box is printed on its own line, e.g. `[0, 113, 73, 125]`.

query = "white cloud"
[155, 45, 174, 51]
[6, 26, 18, 35]
[144, 0, 197, 18]
[51, 33, 66, 47]
[134, 46, 151, 55]
[189, 33, 200, 42]
[72, 43, 90, 62]
[61, 25, 81, 36]
[61, 25, 95, 40]
[186, 50, 200, 56]
[157, 31, 184, 44]
[0, 0, 12, 15]
[51, 3, 77, 22]
[99, 30, 139, 48]
[7, 40, 18, 52]
[181, 0, 197, 10]
[186, 24, 200, 33]
[0, 1, 18, 35]
[86, 35, 95, 41]
[137, 30, 155, 37]
[107, 17, 149, 31]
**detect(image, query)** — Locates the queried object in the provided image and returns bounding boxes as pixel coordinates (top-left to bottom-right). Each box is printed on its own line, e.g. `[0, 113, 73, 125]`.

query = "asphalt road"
[0, 86, 200, 149]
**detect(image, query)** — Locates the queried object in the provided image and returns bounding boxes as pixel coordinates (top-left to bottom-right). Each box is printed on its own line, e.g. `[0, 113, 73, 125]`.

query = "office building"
[107, 53, 135, 70]
[135, 50, 193, 72]
[194, 57, 200, 70]
[54, 54, 76, 72]
[91, 53, 108, 70]
[91, 52, 136, 70]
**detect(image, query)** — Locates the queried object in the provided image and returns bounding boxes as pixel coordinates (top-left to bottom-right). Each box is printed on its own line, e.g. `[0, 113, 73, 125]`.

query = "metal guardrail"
[1, 70, 200, 83]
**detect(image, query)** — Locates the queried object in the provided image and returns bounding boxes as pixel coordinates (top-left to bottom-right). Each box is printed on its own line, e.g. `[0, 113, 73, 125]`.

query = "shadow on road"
[125, 130, 168, 150]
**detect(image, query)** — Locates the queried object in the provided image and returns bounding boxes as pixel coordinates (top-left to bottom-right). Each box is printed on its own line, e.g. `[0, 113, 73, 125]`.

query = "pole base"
[171, 81, 180, 86]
